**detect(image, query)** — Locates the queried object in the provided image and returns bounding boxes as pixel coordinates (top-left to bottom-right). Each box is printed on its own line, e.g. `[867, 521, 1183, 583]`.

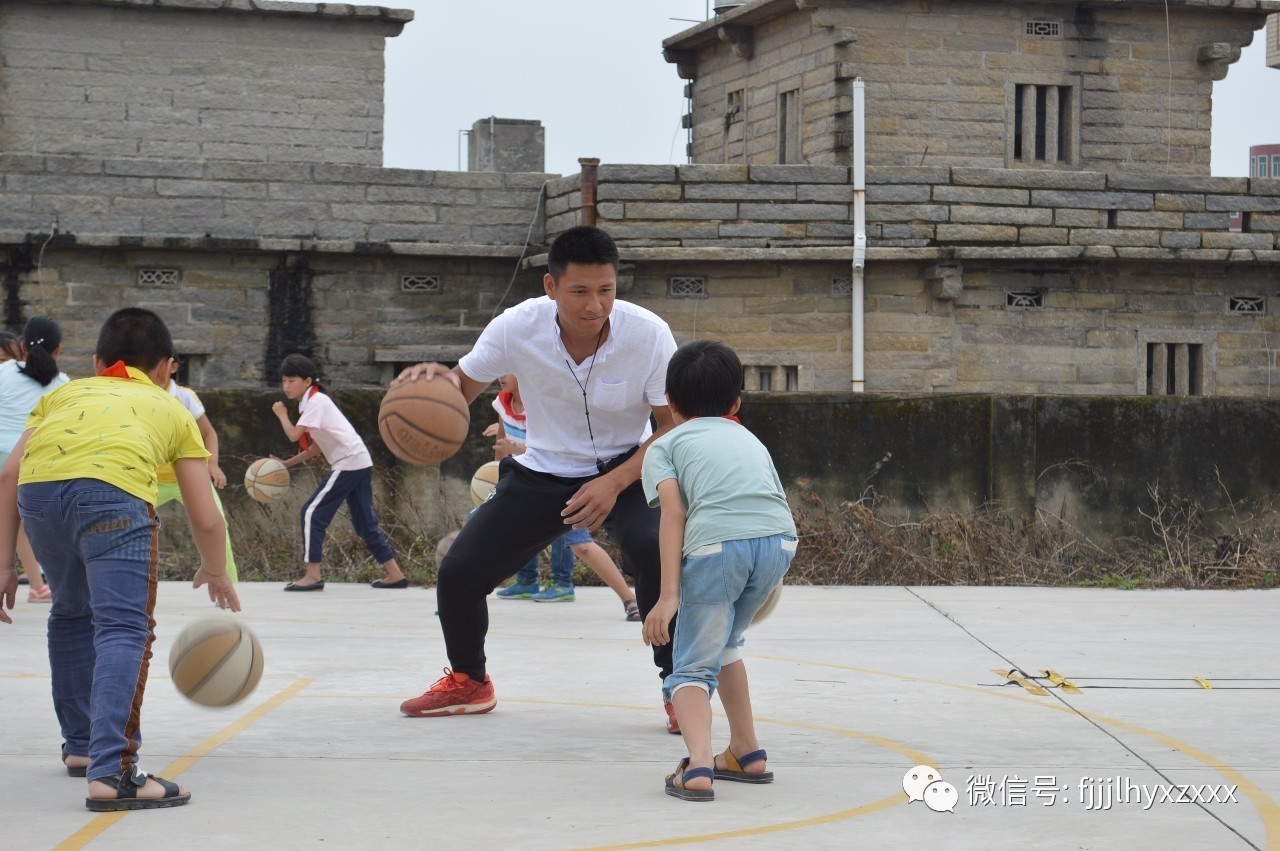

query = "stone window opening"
[1010, 82, 1077, 166]
[1147, 343, 1203, 396]
[137, 268, 180, 287]
[778, 88, 802, 165]
[743, 364, 801, 392]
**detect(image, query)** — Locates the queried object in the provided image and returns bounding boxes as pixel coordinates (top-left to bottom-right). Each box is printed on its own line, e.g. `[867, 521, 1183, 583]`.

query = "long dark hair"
[279, 353, 327, 394]
[19, 316, 62, 387]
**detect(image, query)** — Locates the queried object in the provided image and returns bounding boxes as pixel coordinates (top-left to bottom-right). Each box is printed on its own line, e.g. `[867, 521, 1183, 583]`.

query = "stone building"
[0, 0, 1278, 399]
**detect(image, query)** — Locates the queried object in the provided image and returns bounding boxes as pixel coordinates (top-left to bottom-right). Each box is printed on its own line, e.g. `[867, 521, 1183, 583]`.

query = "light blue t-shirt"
[0, 360, 70, 453]
[641, 417, 796, 556]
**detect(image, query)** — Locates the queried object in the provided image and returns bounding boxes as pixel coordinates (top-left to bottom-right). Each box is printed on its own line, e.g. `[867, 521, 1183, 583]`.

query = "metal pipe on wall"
[851, 78, 866, 393]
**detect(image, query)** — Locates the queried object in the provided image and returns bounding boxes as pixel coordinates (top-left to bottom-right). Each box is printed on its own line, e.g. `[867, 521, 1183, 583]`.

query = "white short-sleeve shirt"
[459, 296, 676, 477]
[297, 390, 373, 472]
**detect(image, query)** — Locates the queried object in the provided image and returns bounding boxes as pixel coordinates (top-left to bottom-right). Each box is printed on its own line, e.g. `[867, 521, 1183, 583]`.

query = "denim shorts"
[664, 533, 797, 701]
[559, 526, 592, 547]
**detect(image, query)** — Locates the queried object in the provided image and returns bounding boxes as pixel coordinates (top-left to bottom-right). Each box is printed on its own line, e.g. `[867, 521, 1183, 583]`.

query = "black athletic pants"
[437, 448, 673, 683]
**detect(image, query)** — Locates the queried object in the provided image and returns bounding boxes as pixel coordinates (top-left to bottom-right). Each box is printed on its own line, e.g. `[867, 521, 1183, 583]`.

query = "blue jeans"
[663, 534, 797, 702]
[512, 527, 592, 587]
[18, 479, 161, 783]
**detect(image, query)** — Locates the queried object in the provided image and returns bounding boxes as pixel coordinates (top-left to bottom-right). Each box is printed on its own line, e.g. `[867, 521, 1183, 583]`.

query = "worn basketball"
[751, 584, 783, 625]
[470, 460, 501, 506]
[378, 378, 470, 465]
[169, 617, 264, 708]
[244, 457, 290, 504]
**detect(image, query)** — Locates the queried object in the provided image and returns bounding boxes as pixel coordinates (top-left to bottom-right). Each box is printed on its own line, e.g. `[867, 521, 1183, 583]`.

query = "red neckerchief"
[298, 385, 320, 451]
[97, 360, 137, 380]
[498, 391, 526, 422]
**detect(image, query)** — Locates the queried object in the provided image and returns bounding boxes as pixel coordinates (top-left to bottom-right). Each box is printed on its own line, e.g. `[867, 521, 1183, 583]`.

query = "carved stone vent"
[1006, 290, 1044, 309]
[1025, 20, 1061, 39]
[401, 274, 441, 293]
[137, 268, 180, 287]
[1228, 296, 1264, 315]
[669, 276, 707, 298]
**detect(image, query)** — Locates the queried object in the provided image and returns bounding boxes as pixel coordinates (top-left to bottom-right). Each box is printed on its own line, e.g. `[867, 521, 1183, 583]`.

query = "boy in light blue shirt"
[641, 340, 797, 802]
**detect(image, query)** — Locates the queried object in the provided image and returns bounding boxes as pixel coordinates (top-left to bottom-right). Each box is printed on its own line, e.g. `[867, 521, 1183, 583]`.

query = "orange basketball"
[378, 378, 470, 465]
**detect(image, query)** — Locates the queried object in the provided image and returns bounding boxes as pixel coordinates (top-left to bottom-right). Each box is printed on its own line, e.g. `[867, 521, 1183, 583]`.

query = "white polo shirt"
[460, 296, 676, 477]
[298, 390, 373, 472]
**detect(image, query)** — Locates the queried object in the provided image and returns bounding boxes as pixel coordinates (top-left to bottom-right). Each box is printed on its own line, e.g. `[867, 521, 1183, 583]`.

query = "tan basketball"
[169, 617, 264, 708]
[378, 378, 470, 465]
[751, 584, 782, 625]
[244, 457, 290, 504]
[470, 460, 501, 506]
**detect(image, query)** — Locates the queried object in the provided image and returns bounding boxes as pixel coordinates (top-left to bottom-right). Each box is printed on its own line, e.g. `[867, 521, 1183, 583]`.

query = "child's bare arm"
[278, 444, 322, 468]
[0, 430, 31, 623]
[643, 477, 685, 648]
[175, 458, 239, 612]
[194, 414, 227, 488]
[270, 401, 308, 443]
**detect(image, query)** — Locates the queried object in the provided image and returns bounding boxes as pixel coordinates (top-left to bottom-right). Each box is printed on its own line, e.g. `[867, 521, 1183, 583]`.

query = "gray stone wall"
[14, 244, 546, 389]
[0, 154, 554, 246]
[0, 0, 410, 165]
[669, 0, 1273, 173]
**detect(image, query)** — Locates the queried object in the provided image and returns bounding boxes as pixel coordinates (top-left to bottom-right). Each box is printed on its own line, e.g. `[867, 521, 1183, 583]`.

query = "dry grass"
[156, 460, 1278, 591]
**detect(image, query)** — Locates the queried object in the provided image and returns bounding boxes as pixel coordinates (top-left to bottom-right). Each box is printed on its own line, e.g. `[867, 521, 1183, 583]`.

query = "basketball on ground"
[378, 377, 470, 465]
[470, 460, 501, 506]
[169, 617, 264, 708]
[244, 457, 290, 503]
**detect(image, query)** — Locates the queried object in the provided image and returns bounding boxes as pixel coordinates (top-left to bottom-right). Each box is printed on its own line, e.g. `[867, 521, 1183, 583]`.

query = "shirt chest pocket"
[592, 378, 629, 411]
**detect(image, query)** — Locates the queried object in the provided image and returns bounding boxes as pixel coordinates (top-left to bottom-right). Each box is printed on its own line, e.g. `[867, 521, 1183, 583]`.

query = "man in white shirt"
[395, 226, 679, 727]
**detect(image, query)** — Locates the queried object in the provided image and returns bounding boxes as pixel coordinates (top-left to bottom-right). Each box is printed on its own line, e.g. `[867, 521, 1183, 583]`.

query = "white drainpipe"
[851, 78, 866, 392]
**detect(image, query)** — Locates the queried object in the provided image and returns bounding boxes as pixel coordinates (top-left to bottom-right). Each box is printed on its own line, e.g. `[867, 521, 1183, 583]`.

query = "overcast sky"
[383, 1, 1280, 178]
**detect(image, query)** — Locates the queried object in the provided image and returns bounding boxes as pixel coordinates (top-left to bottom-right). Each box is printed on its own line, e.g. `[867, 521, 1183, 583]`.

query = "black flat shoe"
[371, 578, 409, 589]
[284, 580, 325, 592]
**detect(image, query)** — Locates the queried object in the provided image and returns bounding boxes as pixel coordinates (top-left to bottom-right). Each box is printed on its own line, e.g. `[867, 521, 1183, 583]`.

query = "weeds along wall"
[168, 389, 1280, 582]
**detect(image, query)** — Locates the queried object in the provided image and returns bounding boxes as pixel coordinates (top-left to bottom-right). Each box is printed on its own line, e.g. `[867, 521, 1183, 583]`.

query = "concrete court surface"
[2, 582, 1278, 851]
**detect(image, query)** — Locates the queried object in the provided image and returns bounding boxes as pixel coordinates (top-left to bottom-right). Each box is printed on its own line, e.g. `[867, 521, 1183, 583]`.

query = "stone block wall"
[669, 0, 1271, 173]
[0, 0, 410, 165]
[15, 244, 545, 388]
[0, 154, 554, 246]
[544, 163, 1280, 395]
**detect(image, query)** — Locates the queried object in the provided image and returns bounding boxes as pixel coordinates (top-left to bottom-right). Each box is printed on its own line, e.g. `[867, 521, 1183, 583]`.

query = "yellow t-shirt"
[156, 380, 206, 484]
[19, 366, 211, 505]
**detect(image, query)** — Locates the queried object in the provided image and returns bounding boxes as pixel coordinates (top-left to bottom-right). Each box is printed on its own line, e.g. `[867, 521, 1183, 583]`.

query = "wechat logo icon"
[903, 765, 958, 813]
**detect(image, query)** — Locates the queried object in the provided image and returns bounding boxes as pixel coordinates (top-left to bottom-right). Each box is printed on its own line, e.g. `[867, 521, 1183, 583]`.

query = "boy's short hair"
[665, 340, 743, 418]
[547, 226, 619, 280]
[96, 308, 174, 371]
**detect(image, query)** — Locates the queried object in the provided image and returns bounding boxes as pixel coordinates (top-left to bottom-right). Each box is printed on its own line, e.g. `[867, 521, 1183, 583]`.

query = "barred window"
[1146, 343, 1203, 396]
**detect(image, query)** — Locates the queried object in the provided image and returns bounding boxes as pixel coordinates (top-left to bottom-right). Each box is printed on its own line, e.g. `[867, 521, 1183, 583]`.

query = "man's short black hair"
[665, 339, 743, 418]
[96, 307, 174, 371]
[547, 226, 619, 280]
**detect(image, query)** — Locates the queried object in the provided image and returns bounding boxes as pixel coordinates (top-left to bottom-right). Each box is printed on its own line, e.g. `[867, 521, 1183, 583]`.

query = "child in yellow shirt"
[0, 307, 238, 812]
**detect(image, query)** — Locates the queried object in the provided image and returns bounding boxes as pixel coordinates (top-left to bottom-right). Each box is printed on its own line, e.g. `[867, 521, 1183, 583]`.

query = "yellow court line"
[55, 678, 314, 851]
[749, 653, 1280, 851]
[287, 693, 934, 848]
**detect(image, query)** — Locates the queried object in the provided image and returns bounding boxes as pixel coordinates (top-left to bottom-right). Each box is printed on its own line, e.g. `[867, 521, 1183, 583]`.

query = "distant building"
[1250, 144, 1280, 178]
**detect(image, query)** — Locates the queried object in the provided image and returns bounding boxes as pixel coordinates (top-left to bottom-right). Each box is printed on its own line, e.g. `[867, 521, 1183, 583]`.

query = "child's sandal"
[62, 748, 88, 777]
[623, 599, 640, 621]
[665, 757, 714, 802]
[27, 584, 52, 603]
[714, 748, 773, 784]
[85, 769, 191, 811]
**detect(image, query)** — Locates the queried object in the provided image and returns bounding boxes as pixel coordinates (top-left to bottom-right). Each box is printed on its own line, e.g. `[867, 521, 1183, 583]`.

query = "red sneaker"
[400, 668, 496, 717]
[664, 700, 681, 735]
